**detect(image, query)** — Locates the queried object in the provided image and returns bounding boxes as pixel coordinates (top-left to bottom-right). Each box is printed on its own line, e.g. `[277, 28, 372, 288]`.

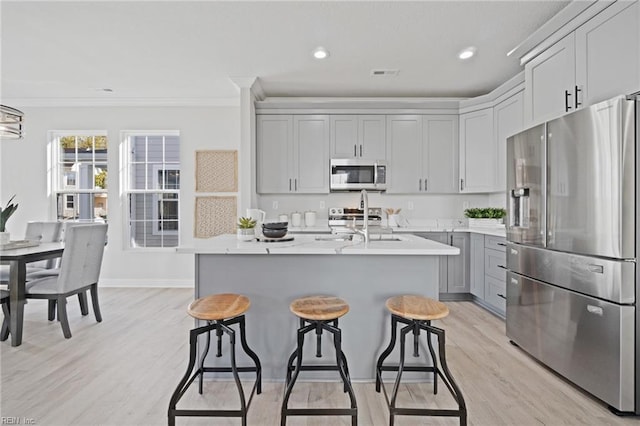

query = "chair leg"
[48, 300, 57, 321]
[57, 297, 72, 338]
[1, 302, 10, 341]
[90, 284, 102, 323]
[78, 292, 89, 316]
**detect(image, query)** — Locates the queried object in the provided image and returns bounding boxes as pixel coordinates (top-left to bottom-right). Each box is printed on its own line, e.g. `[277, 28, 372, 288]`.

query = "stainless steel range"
[328, 207, 382, 233]
[506, 94, 639, 415]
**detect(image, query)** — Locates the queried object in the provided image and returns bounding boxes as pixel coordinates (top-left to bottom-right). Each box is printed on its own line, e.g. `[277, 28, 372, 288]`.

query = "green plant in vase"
[0, 195, 18, 244]
[237, 217, 257, 241]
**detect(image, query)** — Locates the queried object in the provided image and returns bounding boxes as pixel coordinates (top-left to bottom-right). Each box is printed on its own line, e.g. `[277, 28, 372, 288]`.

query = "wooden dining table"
[0, 242, 65, 346]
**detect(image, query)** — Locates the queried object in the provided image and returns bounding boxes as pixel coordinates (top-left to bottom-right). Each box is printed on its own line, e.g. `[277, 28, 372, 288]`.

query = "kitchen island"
[178, 234, 458, 381]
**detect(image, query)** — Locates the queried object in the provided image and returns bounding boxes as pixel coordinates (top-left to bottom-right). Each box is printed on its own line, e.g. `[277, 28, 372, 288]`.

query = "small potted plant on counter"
[0, 195, 18, 245]
[464, 207, 506, 228]
[237, 216, 257, 241]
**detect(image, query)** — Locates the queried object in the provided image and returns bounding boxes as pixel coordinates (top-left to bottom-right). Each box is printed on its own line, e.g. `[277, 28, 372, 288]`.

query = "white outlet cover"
[272, 201, 278, 210]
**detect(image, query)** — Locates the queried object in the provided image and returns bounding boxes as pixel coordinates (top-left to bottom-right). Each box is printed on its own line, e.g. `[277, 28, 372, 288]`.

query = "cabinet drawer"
[485, 248, 507, 281]
[485, 275, 506, 313]
[485, 235, 507, 252]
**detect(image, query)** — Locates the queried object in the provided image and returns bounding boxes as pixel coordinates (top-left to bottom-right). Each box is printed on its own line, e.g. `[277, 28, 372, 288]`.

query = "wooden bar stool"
[168, 293, 262, 426]
[375, 295, 467, 426]
[281, 295, 358, 426]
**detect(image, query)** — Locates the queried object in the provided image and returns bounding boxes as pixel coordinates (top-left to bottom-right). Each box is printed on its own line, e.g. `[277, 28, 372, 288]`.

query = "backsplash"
[257, 192, 505, 223]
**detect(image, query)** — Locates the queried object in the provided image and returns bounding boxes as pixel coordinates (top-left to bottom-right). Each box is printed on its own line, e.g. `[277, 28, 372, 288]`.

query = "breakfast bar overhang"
[179, 234, 459, 381]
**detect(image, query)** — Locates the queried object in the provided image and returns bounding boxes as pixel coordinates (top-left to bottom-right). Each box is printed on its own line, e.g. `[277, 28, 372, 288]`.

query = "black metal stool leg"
[198, 324, 213, 395]
[220, 323, 247, 426]
[238, 315, 262, 394]
[424, 321, 439, 395]
[281, 324, 307, 426]
[376, 315, 399, 392]
[330, 324, 358, 426]
[389, 324, 413, 423]
[168, 326, 202, 426]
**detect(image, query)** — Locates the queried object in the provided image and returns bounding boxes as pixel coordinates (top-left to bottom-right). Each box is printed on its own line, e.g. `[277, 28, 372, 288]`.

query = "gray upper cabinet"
[330, 115, 386, 160]
[257, 114, 329, 194]
[459, 107, 495, 193]
[494, 91, 524, 192]
[524, 0, 639, 125]
[524, 33, 576, 125]
[387, 115, 459, 194]
[422, 115, 459, 193]
[575, 0, 639, 107]
[386, 115, 423, 193]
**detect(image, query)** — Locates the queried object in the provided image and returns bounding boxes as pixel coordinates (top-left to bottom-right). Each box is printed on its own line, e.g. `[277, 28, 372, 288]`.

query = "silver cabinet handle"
[574, 85, 582, 109]
[289, 178, 292, 191]
[497, 265, 507, 270]
[419, 179, 422, 191]
[354, 145, 357, 157]
[295, 178, 297, 191]
[424, 179, 427, 191]
[460, 179, 464, 191]
[497, 294, 506, 300]
[450, 235, 453, 245]
[497, 242, 506, 247]
[360, 145, 363, 157]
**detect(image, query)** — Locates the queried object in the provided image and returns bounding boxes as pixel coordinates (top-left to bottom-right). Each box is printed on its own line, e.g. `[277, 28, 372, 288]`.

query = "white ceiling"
[1, 0, 570, 104]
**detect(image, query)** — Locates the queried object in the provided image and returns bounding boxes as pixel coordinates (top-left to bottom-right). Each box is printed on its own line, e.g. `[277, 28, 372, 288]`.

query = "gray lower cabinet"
[415, 232, 469, 295]
[471, 235, 507, 316]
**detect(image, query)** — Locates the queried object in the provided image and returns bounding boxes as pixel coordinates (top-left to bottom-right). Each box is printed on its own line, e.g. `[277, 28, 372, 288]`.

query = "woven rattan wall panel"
[194, 196, 237, 238]
[195, 150, 238, 193]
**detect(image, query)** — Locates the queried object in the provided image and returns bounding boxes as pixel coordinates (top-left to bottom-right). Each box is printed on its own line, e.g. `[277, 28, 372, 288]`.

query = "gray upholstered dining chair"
[25, 223, 108, 339]
[0, 221, 63, 280]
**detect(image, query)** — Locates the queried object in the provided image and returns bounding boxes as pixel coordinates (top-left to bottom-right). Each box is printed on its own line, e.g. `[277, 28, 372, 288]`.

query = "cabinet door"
[256, 115, 293, 193]
[415, 232, 448, 293]
[330, 115, 358, 158]
[494, 91, 524, 191]
[447, 233, 470, 293]
[359, 115, 386, 160]
[423, 115, 459, 193]
[576, 1, 639, 106]
[386, 115, 423, 193]
[459, 108, 495, 193]
[469, 233, 485, 298]
[294, 115, 330, 193]
[524, 33, 576, 125]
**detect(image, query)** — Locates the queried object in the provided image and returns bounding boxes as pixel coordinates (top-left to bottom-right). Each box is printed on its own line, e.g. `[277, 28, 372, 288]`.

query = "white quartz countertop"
[178, 233, 460, 256]
[287, 222, 506, 238]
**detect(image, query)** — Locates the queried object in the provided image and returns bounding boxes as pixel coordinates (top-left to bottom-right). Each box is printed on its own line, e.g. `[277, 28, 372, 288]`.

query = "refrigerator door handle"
[586, 305, 603, 316]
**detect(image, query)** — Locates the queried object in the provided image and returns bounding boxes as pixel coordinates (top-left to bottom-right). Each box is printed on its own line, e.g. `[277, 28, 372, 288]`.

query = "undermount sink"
[315, 235, 354, 242]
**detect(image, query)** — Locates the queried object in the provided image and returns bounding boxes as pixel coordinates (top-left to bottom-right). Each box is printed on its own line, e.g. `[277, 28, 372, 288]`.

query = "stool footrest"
[392, 407, 464, 418]
[283, 408, 358, 417]
[170, 408, 244, 418]
[202, 366, 259, 373]
[379, 365, 436, 373]
[287, 364, 340, 372]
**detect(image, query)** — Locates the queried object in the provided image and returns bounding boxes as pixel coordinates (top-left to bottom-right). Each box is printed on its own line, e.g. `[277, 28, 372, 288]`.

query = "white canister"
[278, 214, 289, 223]
[304, 211, 316, 227]
[291, 212, 302, 227]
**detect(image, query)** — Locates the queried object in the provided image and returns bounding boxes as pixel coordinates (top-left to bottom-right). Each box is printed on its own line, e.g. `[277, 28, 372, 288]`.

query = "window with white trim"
[123, 132, 180, 248]
[50, 132, 108, 222]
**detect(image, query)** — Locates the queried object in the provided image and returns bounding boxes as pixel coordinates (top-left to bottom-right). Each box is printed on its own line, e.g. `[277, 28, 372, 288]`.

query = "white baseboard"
[99, 278, 194, 288]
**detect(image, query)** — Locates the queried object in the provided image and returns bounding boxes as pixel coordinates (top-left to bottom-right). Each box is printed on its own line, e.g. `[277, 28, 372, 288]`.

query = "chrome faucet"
[355, 189, 369, 243]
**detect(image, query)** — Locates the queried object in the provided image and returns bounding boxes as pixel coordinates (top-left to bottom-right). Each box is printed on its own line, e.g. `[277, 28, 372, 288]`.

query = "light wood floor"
[1, 288, 638, 425]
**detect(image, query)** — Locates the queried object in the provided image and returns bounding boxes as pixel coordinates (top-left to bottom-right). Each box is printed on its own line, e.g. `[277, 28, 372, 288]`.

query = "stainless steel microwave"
[330, 159, 387, 192]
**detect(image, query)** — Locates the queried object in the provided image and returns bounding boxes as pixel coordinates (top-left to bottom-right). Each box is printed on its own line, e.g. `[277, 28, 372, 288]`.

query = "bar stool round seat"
[282, 295, 357, 425]
[385, 295, 449, 321]
[290, 295, 349, 321]
[376, 294, 466, 426]
[169, 293, 261, 426]
[188, 293, 251, 321]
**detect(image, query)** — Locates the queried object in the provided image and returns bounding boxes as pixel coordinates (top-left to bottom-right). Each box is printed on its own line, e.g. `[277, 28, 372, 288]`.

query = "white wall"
[0, 105, 240, 287]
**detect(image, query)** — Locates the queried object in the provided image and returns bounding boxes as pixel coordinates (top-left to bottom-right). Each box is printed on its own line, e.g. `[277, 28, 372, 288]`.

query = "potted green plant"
[0, 195, 19, 244]
[237, 217, 257, 241]
[464, 207, 506, 228]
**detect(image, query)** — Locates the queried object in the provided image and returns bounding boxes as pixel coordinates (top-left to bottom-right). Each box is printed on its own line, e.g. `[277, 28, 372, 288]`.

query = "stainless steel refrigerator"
[506, 94, 639, 414]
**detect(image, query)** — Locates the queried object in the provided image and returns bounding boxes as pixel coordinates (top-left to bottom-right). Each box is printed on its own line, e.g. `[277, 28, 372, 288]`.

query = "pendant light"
[0, 105, 24, 139]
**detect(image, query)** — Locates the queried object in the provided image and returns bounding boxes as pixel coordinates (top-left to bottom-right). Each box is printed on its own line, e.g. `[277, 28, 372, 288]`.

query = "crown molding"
[2, 97, 240, 108]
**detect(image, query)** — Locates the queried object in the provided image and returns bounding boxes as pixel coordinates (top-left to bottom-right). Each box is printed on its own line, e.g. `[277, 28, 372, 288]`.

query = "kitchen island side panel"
[195, 253, 439, 381]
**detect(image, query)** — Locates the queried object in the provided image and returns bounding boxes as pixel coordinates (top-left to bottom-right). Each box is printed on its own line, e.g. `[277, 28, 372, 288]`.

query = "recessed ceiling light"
[313, 46, 329, 59]
[458, 46, 477, 60]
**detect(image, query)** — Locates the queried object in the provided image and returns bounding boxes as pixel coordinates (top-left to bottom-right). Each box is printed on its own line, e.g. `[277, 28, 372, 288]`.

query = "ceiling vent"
[370, 69, 399, 77]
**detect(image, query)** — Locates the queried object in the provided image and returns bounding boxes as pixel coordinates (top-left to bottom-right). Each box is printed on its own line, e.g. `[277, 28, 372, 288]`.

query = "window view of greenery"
[55, 134, 108, 222]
